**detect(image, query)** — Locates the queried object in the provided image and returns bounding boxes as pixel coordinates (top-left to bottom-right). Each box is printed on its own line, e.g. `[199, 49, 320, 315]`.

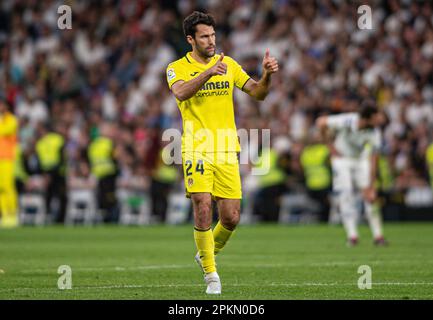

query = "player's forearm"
[315, 116, 340, 156]
[316, 117, 327, 135]
[316, 117, 331, 144]
[249, 71, 272, 101]
[173, 71, 213, 101]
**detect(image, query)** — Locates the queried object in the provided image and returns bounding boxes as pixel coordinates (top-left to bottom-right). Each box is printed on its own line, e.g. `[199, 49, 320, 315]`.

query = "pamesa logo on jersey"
[196, 81, 230, 98]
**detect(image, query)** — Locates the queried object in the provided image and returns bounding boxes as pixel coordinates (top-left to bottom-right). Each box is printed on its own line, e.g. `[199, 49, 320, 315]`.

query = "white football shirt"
[326, 113, 382, 158]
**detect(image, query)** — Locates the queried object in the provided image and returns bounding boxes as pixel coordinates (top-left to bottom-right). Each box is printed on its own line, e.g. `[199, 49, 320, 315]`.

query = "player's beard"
[196, 44, 215, 59]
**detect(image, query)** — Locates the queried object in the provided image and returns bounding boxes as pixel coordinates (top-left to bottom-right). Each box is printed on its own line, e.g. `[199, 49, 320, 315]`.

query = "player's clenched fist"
[262, 49, 278, 74]
[208, 52, 227, 76]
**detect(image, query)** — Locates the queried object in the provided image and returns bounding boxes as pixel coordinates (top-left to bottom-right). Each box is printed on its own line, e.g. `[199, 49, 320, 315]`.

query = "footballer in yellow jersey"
[0, 98, 19, 228]
[166, 11, 278, 294]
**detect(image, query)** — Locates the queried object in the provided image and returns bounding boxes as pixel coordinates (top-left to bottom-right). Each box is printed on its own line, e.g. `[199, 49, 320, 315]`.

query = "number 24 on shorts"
[185, 160, 204, 176]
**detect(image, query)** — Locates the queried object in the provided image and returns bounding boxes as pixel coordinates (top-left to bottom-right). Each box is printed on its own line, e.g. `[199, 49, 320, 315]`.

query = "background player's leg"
[339, 191, 359, 242]
[214, 198, 240, 255]
[0, 161, 5, 225]
[4, 184, 18, 227]
[0, 160, 18, 228]
[364, 200, 385, 241]
[0, 190, 6, 225]
[192, 193, 216, 274]
[356, 157, 386, 244]
[332, 158, 358, 243]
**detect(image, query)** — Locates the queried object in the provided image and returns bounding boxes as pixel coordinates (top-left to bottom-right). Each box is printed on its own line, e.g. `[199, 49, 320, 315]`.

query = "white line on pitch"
[1, 282, 433, 293]
[15, 260, 433, 274]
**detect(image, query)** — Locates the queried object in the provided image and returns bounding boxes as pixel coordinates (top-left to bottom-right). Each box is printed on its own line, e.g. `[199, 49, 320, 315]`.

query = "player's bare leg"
[192, 193, 213, 230]
[214, 198, 240, 254]
[191, 192, 221, 294]
[194, 197, 240, 262]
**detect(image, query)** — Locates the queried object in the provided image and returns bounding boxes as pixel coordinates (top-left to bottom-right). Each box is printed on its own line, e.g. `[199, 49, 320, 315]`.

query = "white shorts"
[331, 157, 370, 192]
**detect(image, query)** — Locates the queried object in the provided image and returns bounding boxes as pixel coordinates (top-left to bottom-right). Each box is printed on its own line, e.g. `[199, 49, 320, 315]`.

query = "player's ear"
[186, 35, 194, 46]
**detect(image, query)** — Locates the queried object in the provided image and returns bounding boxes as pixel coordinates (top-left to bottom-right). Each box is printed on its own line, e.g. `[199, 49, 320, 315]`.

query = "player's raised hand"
[208, 52, 227, 76]
[262, 49, 278, 74]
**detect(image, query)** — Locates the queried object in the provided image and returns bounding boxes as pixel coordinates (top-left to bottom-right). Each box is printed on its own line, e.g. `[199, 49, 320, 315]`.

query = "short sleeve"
[166, 63, 186, 90]
[231, 59, 251, 91]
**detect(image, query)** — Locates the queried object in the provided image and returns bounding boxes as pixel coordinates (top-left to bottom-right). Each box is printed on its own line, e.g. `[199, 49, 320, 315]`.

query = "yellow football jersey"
[166, 52, 250, 153]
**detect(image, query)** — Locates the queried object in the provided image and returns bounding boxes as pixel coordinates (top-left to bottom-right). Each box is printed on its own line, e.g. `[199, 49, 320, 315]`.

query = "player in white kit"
[316, 104, 388, 246]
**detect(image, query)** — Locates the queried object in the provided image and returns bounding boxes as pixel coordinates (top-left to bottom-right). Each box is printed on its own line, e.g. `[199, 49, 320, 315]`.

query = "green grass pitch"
[0, 223, 432, 299]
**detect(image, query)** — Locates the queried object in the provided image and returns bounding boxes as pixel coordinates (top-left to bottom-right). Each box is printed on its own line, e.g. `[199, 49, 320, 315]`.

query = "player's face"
[362, 115, 379, 129]
[190, 24, 216, 58]
[373, 112, 387, 128]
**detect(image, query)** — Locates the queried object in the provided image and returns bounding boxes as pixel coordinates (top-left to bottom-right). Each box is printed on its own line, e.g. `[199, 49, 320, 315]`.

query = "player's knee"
[194, 201, 212, 228]
[221, 207, 240, 230]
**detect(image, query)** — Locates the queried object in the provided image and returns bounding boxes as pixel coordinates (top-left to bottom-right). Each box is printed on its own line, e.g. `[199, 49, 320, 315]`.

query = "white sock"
[365, 201, 383, 239]
[339, 193, 359, 239]
[205, 271, 219, 278]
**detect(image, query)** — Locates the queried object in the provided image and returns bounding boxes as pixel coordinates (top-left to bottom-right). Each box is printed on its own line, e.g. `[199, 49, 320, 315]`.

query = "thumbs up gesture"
[209, 52, 227, 76]
[262, 49, 278, 74]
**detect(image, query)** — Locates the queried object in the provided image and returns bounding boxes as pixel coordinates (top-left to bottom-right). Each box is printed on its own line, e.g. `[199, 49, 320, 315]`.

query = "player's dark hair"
[359, 101, 378, 120]
[183, 11, 216, 38]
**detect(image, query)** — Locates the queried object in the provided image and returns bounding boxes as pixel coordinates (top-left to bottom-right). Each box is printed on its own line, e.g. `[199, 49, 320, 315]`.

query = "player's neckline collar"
[186, 52, 216, 66]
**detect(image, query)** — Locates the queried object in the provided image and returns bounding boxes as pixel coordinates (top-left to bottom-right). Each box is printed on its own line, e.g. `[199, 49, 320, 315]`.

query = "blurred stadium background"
[1, 0, 433, 227]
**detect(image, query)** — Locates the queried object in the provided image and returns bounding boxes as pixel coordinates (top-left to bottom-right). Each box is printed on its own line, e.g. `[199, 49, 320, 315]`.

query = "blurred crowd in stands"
[1, 0, 433, 224]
